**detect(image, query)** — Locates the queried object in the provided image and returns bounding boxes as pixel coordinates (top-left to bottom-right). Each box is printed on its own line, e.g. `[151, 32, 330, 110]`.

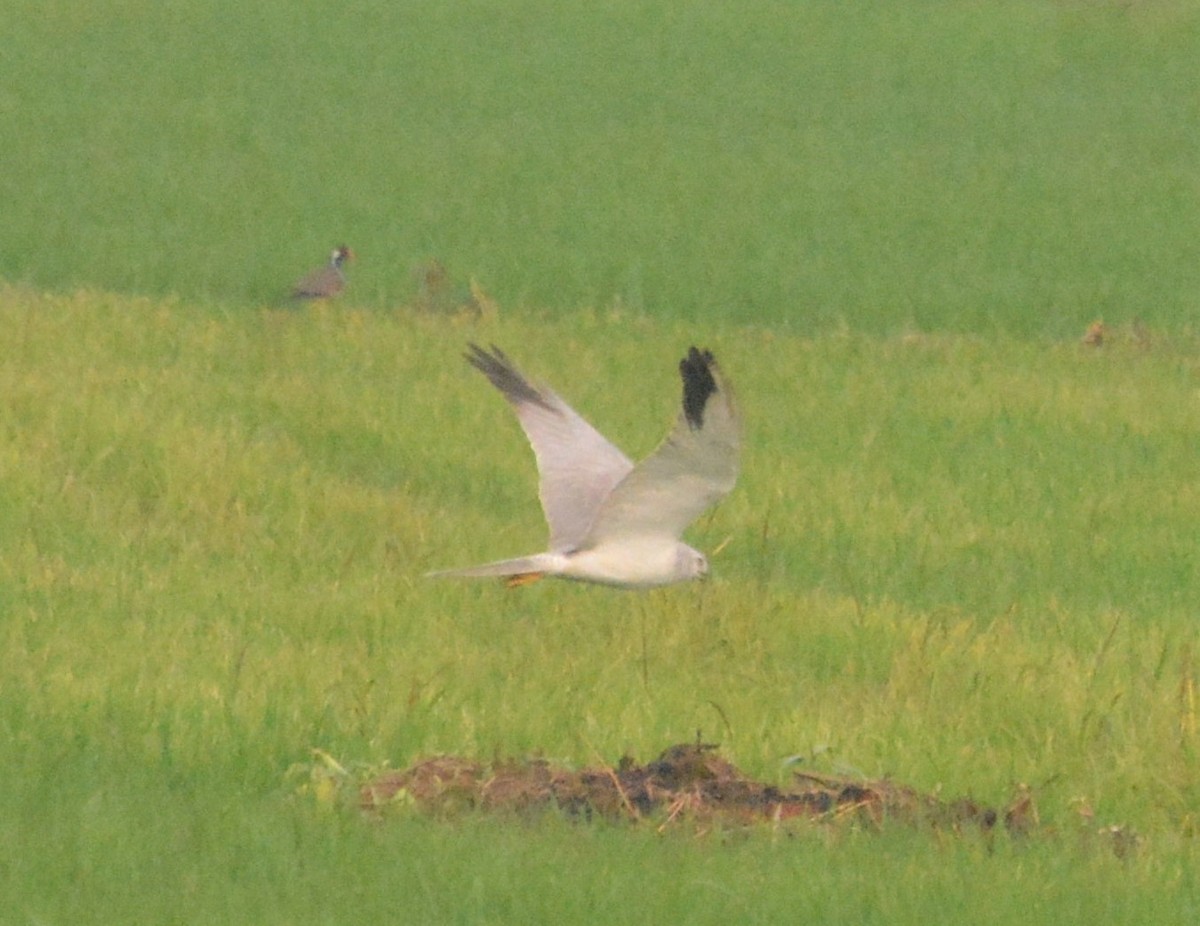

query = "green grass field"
[3, 0, 1200, 923]
[3, 291, 1198, 922]
[3, 1, 1199, 332]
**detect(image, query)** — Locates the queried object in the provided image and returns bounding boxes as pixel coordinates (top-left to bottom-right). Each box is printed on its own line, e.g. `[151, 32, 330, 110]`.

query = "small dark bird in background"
[292, 245, 354, 301]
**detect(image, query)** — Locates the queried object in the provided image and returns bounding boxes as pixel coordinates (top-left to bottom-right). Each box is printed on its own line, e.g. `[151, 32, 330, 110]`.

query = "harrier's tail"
[426, 553, 558, 585]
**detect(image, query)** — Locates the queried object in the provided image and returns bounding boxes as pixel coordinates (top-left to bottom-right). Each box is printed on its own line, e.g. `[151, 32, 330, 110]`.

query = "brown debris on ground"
[1079, 318, 1159, 350]
[410, 258, 498, 318]
[351, 742, 1030, 836]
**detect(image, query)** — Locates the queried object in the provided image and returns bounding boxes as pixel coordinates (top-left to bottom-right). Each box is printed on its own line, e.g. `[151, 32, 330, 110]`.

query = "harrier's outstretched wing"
[584, 347, 739, 545]
[466, 344, 634, 552]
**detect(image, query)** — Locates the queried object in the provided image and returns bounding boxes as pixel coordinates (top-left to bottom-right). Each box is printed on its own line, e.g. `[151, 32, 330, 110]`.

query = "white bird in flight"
[429, 344, 741, 589]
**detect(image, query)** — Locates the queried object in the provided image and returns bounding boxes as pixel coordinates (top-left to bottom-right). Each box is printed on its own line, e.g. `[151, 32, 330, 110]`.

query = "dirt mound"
[346, 742, 1035, 836]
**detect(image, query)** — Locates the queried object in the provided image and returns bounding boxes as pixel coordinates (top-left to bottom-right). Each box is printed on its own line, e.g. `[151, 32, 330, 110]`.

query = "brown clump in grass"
[355, 741, 1028, 837]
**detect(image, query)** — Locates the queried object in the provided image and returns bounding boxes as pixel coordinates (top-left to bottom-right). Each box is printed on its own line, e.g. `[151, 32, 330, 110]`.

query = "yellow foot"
[505, 572, 545, 588]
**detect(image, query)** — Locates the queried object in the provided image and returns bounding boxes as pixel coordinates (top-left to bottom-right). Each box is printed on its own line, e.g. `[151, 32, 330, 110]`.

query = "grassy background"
[3, 0, 1200, 921]
[3, 0, 1199, 332]
[2, 291, 1198, 921]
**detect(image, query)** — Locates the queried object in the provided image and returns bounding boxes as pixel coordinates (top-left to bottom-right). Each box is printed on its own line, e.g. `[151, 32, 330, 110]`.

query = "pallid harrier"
[429, 344, 740, 588]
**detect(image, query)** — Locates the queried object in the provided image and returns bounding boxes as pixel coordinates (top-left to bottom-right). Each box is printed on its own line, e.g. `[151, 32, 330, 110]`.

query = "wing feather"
[584, 347, 739, 544]
[465, 345, 634, 552]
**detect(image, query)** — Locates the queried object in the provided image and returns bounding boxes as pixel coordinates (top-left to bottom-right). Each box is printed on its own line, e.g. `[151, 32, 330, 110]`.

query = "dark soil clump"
[355, 741, 1035, 836]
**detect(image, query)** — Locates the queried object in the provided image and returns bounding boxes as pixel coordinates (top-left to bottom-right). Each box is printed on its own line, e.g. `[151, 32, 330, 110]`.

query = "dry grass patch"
[290, 740, 1119, 847]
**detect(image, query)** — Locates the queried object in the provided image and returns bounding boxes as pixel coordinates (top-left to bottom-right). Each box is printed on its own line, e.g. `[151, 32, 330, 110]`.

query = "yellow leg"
[505, 572, 545, 588]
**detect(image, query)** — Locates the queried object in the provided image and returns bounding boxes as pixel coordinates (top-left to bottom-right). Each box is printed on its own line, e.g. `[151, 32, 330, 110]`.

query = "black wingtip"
[680, 347, 718, 430]
[463, 343, 557, 412]
[464, 342, 519, 380]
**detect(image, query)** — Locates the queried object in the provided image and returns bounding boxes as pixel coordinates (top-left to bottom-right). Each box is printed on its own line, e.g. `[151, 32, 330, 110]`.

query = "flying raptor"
[429, 344, 740, 588]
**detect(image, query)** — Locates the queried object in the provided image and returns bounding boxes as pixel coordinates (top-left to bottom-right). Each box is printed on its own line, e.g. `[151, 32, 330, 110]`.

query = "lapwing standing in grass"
[292, 245, 354, 301]
[428, 344, 740, 589]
